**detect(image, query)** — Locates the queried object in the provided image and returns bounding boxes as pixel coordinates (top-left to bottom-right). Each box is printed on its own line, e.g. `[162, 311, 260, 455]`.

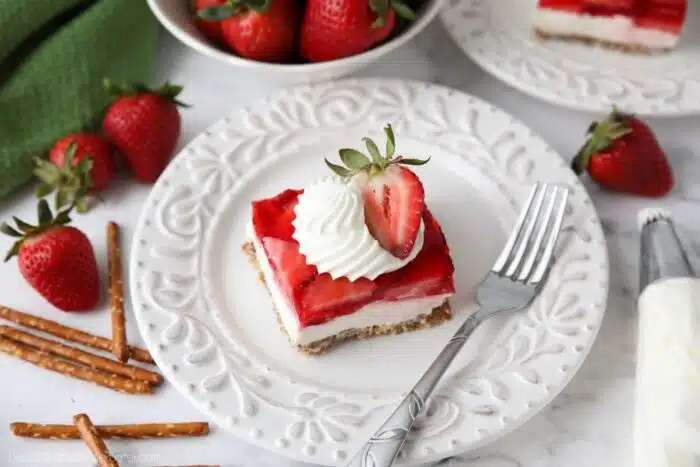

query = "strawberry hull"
[251, 189, 455, 329]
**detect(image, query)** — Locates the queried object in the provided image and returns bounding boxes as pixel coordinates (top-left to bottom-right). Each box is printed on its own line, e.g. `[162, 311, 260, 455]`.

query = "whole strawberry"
[194, 0, 228, 44]
[196, 0, 299, 63]
[102, 79, 186, 184]
[300, 0, 416, 62]
[572, 109, 673, 198]
[1, 200, 100, 312]
[325, 124, 429, 258]
[34, 134, 116, 213]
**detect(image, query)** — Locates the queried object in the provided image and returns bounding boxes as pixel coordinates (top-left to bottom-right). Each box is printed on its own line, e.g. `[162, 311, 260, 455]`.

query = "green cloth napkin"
[0, 0, 159, 200]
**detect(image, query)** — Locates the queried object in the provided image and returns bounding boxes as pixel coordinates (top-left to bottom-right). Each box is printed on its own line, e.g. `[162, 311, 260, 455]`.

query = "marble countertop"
[2, 19, 700, 467]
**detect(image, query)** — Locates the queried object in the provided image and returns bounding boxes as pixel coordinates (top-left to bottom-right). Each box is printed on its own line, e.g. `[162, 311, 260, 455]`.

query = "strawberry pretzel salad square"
[244, 125, 456, 354]
[533, 0, 688, 53]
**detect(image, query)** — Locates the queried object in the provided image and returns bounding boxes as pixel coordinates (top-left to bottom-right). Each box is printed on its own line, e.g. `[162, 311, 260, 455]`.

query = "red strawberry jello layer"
[244, 189, 455, 354]
[533, 0, 688, 53]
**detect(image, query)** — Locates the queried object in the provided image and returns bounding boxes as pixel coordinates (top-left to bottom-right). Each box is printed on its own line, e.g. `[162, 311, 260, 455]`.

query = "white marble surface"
[1, 18, 700, 467]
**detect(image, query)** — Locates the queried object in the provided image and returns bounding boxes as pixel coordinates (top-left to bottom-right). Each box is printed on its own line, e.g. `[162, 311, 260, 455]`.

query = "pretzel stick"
[0, 337, 153, 394]
[0, 326, 161, 385]
[73, 414, 119, 467]
[10, 422, 209, 440]
[0, 306, 154, 364]
[107, 222, 128, 362]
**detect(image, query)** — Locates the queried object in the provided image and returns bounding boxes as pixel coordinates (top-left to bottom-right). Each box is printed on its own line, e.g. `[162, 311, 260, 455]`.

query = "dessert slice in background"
[533, 0, 688, 53]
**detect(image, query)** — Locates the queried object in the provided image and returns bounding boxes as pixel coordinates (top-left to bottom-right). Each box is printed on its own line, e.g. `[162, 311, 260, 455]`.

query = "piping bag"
[635, 209, 700, 467]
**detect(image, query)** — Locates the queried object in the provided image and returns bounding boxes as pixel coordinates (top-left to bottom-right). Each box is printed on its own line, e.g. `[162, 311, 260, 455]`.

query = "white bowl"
[147, 0, 444, 84]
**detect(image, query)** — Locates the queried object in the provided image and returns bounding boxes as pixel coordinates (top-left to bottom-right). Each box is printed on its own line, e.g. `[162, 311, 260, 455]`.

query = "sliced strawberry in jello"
[636, 0, 687, 34]
[261, 237, 317, 304]
[376, 209, 455, 301]
[540, 0, 688, 27]
[252, 189, 301, 240]
[253, 124, 455, 329]
[538, 0, 586, 12]
[252, 192, 455, 328]
[300, 275, 377, 326]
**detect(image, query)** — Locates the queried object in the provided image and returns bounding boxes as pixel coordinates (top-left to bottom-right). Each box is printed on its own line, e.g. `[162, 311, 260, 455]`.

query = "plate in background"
[441, 0, 700, 116]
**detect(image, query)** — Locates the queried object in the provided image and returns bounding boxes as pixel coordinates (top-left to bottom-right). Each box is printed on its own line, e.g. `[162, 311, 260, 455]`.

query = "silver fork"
[345, 182, 570, 467]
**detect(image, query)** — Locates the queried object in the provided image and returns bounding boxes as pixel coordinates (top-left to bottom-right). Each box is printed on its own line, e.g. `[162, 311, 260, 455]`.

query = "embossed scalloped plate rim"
[440, 0, 700, 116]
[129, 78, 609, 466]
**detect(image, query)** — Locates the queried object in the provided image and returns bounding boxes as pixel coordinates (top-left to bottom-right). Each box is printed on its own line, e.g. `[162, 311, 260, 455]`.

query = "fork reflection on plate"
[345, 182, 570, 467]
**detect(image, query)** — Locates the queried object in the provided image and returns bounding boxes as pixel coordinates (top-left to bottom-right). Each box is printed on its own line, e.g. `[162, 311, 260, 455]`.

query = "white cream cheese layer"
[249, 230, 449, 346]
[291, 176, 424, 282]
[533, 9, 681, 50]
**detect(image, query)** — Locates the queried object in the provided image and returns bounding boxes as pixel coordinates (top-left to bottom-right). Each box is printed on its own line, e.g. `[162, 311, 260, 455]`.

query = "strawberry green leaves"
[363, 136, 383, 164]
[571, 109, 634, 175]
[340, 149, 371, 169]
[325, 123, 430, 178]
[1, 199, 72, 262]
[196, 0, 272, 20]
[325, 160, 353, 177]
[368, 0, 416, 28]
[384, 124, 396, 159]
[390, 0, 417, 20]
[104, 78, 190, 108]
[392, 156, 431, 166]
[33, 141, 94, 214]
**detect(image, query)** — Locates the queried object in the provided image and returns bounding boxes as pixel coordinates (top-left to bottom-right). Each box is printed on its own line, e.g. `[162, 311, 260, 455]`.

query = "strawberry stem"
[2, 200, 73, 262]
[369, 0, 416, 28]
[34, 141, 94, 214]
[196, 0, 271, 20]
[571, 109, 633, 176]
[390, 0, 417, 20]
[103, 78, 190, 108]
[325, 123, 429, 178]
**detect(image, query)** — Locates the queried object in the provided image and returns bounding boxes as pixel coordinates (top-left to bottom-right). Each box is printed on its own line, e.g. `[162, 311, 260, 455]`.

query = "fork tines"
[492, 183, 569, 284]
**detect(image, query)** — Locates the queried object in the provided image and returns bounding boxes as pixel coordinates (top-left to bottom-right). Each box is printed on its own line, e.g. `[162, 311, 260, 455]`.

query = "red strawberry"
[1, 200, 100, 312]
[49, 134, 116, 191]
[377, 209, 455, 300]
[262, 237, 317, 301]
[359, 165, 425, 259]
[261, 236, 377, 326]
[252, 189, 302, 240]
[102, 80, 186, 184]
[378, 260, 451, 300]
[194, 0, 228, 44]
[300, 274, 376, 325]
[572, 109, 673, 197]
[325, 124, 430, 259]
[196, 0, 299, 63]
[636, 0, 687, 35]
[300, 0, 416, 62]
[34, 134, 116, 213]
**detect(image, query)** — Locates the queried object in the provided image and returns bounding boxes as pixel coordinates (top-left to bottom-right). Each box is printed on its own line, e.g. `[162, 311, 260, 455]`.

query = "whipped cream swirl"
[292, 176, 424, 281]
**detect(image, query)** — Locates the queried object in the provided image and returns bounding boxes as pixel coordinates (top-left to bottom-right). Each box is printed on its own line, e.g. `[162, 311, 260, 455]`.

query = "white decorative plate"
[129, 79, 608, 466]
[440, 0, 700, 116]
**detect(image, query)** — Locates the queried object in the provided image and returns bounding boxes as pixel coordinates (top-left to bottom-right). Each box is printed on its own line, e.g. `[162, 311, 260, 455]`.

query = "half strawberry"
[325, 124, 430, 259]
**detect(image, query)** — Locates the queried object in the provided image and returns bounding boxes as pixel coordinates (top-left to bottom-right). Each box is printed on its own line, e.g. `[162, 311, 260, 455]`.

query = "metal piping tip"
[638, 207, 672, 230]
[639, 208, 695, 294]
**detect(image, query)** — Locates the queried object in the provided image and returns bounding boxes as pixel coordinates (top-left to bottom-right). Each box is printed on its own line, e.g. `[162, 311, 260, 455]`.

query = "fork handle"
[345, 312, 482, 467]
